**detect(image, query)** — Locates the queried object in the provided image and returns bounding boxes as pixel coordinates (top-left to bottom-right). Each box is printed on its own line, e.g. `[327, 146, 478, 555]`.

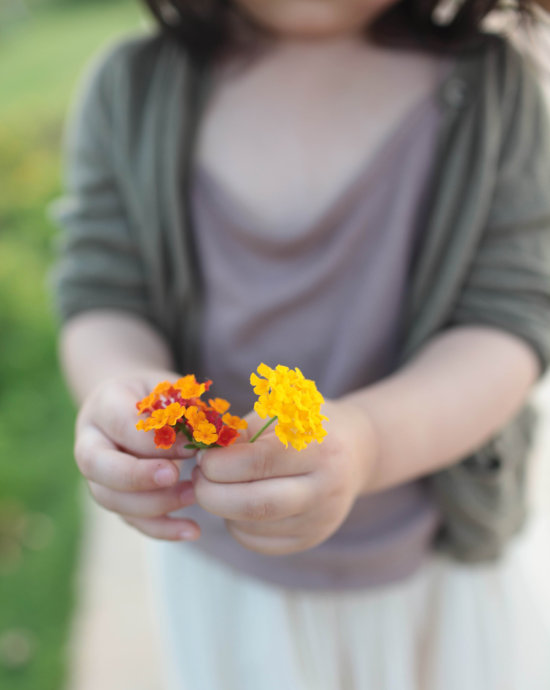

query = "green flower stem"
[175, 421, 192, 441]
[249, 416, 277, 444]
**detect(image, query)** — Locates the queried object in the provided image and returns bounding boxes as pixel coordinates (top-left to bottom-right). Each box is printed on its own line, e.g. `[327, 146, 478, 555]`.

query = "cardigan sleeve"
[49, 41, 153, 325]
[449, 43, 550, 375]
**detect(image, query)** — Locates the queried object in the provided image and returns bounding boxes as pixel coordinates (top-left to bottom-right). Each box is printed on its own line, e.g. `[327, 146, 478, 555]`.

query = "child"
[52, 0, 550, 687]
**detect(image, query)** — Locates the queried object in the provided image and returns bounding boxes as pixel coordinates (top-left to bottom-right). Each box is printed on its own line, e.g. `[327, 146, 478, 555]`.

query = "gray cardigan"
[51, 31, 550, 562]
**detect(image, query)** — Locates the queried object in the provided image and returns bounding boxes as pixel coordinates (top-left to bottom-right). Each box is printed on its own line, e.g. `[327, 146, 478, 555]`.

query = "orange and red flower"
[136, 375, 247, 450]
[154, 425, 177, 450]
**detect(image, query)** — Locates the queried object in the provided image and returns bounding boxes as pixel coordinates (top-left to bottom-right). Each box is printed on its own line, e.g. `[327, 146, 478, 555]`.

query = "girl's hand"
[74, 373, 200, 541]
[192, 400, 378, 555]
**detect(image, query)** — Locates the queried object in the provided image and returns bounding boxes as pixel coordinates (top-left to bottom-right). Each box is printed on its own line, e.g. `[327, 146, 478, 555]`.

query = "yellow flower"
[249, 363, 328, 451]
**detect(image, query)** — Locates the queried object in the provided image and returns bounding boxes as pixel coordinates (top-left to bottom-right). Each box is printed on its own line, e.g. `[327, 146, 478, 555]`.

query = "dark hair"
[141, 0, 532, 59]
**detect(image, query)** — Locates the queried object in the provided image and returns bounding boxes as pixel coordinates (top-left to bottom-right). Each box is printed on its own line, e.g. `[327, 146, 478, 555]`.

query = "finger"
[193, 468, 312, 522]
[80, 385, 195, 459]
[88, 480, 196, 518]
[199, 435, 315, 484]
[123, 515, 201, 541]
[76, 425, 186, 491]
[225, 514, 300, 538]
[225, 522, 301, 556]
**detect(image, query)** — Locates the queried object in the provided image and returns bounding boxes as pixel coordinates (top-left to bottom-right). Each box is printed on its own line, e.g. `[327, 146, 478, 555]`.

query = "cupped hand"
[74, 372, 200, 541]
[192, 399, 378, 555]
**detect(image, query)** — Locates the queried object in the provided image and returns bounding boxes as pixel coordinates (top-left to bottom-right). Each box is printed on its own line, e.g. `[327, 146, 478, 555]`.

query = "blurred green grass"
[0, 2, 145, 688]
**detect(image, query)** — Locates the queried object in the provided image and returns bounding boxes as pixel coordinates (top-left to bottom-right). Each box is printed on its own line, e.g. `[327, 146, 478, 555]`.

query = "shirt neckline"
[195, 88, 442, 246]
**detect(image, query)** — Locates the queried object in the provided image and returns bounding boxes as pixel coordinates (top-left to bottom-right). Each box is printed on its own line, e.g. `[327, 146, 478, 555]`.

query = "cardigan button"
[441, 77, 468, 107]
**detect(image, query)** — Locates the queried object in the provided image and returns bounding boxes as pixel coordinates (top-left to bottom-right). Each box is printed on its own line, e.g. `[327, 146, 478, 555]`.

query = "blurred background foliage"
[0, 1, 145, 688]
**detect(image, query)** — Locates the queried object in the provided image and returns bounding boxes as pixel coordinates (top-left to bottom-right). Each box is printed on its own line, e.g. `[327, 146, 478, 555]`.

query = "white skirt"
[146, 515, 550, 690]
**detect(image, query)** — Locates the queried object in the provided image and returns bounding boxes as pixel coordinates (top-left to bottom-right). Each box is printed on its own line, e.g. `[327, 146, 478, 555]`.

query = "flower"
[217, 426, 239, 447]
[184, 405, 207, 427]
[153, 381, 174, 397]
[250, 364, 328, 451]
[136, 393, 158, 415]
[163, 402, 186, 426]
[222, 413, 248, 431]
[136, 376, 247, 450]
[136, 407, 177, 432]
[174, 375, 211, 399]
[154, 425, 177, 450]
[209, 398, 231, 415]
[193, 421, 219, 446]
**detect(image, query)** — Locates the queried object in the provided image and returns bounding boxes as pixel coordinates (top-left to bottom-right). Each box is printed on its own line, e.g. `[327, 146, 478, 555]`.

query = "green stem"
[249, 416, 277, 444]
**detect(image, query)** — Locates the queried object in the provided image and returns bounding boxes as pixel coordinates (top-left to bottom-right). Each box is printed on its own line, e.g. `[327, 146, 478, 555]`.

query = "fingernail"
[196, 450, 204, 466]
[154, 468, 177, 487]
[179, 527, 197, 540]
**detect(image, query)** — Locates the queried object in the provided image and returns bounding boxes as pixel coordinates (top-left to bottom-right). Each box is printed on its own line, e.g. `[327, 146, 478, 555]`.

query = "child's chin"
[264, 6, 400, 40]
[241, 3, 370, 39]
[272, 23, 363, 40]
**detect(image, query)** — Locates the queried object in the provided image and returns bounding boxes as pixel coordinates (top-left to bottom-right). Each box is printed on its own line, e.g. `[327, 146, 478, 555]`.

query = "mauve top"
[174, 84, 444, 589]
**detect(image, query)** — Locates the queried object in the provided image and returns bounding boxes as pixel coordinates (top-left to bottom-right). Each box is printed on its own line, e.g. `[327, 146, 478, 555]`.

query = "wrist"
[336, 397, 381, 498]
[60, 311, 176, 404]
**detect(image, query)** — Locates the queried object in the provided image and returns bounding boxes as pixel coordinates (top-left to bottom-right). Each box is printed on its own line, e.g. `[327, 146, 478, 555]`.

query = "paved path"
[65, 491, 163, 690]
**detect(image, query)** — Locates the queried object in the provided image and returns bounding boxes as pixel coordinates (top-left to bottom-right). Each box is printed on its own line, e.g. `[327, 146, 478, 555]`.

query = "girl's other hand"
[74, 373, 200, 541]
[193, 400, 377, 555]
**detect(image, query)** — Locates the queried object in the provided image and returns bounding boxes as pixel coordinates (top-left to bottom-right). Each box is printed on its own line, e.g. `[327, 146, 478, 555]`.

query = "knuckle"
[256, 541, 292, 556]
[225, 522, 257, 549]
[87, 481, 102, 503]
[326, 479, 346, 503]
[89, 483, 115, 512]
[242, 496, 278, 522]
[199, 458, 216, 482]
[225, 523, 291, 556]
[317, 436, 338, 467]
[253, 444, 275, 479]
[95, 383, 132, 446]
[75, 405, 88, 433]
[121, 515, 136, 530]
[94, 378, 117, 405]
[88, 382, 110, 418]
[146, 496, 176, 519]
[74, 437, 95, 479]
[192, 469, 211, 504]
[109, 413, 131, 448]
[121, 516, 151, 538]
[123, 516, 176, 541]
[119, 462, 143, 492]
[122, 515, 150, 535]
